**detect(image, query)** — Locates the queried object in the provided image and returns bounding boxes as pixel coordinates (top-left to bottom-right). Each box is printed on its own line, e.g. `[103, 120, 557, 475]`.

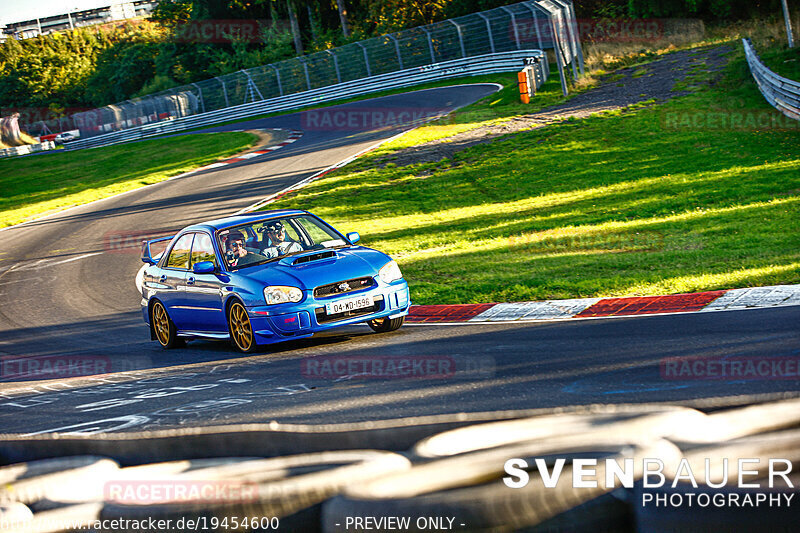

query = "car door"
[184, 232, 228, 333]
[157, 232, 193, 329]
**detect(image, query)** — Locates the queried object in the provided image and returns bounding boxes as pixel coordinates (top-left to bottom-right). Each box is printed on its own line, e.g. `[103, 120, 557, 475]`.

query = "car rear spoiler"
[141, 235, 174, 265]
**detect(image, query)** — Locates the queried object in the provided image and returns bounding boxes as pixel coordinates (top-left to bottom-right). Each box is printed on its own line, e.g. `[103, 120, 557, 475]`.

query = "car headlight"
[264, 286, 303, 305]
[378, 260, 403, 283]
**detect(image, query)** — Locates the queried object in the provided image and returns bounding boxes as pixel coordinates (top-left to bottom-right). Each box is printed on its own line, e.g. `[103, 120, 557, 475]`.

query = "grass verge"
[264, 43, 800, 305]
[0, 132, 257, 228]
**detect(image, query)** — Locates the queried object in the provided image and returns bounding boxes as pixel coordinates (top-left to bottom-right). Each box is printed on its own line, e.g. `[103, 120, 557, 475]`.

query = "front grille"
[315, 295, 384, 324]
[314, 276, 375, 298]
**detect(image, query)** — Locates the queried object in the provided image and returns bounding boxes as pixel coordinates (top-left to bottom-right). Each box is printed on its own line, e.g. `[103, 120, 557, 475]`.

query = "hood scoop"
[292, 250, 337, 265]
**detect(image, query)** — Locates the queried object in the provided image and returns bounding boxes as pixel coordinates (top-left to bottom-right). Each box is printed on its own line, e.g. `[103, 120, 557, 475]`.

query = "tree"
[287, 0, 304, 54]
[336, 0, 350, 37]
[149, 0, 193, 26]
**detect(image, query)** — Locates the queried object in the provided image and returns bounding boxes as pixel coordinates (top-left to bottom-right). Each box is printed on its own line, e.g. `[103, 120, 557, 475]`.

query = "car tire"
[151, 301, 184, 349]
[228, 301, 257, 353]
[367, 316, 404, 333]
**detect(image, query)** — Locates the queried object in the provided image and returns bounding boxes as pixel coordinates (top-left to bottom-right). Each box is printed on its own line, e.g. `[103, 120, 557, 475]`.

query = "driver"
[261, 220, 303, 258]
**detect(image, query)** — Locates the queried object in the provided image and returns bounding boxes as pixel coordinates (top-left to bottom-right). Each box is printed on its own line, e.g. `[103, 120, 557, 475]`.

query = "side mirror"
[192, 261, 216, 274]
[346, 231, 360, 244]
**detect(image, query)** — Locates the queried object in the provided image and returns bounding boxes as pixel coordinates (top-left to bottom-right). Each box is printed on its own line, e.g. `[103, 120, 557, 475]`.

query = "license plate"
[325, 295, 373, 315]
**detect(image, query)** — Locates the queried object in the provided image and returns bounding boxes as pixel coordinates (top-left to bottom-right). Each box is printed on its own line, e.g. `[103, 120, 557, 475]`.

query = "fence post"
[522, 3, 544, 51]
[216, 77, 230, 107]
[301, 59, 312, 90]
[501, 6, 521, 50]
[388, 34, 404, 69]
[270, 65, 284, 96]
[191, 83, 205, 113]
[549, 15, 568, 96]
[780, 0, 795, 47]
[326, 50, 342, 83]
[477, 13, 495, 54]
[560, 12, 578, 79]
[354, 42, 372, 77]
[240, 69, 265, 101]
[449, 20, 466, 58]
[421, 27, 437, 63]
[563, 0, 585, 75]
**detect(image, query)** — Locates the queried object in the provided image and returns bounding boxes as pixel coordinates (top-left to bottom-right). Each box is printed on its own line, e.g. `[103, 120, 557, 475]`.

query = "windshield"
[216, 215, 347, 270]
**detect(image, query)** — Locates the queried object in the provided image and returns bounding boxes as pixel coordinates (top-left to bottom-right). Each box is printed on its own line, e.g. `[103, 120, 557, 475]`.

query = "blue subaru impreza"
[137, 210, 410, 352]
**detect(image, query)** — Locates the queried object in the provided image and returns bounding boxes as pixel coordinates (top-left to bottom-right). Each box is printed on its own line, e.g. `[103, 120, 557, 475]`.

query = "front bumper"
[246, 280, 410, 345]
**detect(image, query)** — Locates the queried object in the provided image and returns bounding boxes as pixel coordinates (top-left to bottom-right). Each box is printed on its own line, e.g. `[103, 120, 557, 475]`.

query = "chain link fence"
[25, 0, 582, 140]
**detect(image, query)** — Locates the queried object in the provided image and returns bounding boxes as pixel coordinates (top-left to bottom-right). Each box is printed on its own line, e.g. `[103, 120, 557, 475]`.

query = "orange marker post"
[517, 71, 530, 104]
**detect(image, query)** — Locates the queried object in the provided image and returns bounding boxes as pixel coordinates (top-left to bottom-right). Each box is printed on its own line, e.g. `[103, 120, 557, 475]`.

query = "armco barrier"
[64, 50, 547, 151]
[743, 38, 800, 121]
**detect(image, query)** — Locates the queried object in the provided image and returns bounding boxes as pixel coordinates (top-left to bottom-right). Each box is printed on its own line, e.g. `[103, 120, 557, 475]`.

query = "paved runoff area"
[407, 284, 800, 324]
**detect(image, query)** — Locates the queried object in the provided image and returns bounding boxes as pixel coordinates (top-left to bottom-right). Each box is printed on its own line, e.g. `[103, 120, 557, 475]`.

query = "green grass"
[757, 45, 800, 80]
[264, 44, 800, 305]
[0, 132, 257, 228]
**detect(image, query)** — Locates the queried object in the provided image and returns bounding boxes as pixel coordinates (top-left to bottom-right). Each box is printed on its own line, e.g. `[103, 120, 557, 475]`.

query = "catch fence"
[24, 0, 582, 148]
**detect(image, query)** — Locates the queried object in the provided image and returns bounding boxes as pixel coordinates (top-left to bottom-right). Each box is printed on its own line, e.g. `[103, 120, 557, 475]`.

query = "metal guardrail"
[743, 38, 800, 121]
[64, 49, 548, 151]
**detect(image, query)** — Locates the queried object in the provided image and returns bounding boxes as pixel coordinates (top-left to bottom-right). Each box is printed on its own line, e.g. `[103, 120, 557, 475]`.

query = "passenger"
[225, 231, 264, 268]
[262, 220, 303, 258]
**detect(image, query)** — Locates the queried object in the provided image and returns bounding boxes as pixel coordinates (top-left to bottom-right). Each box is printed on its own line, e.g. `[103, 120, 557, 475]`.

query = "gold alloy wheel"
[229, 302, 254, 352]
[152, 302, 171, 346]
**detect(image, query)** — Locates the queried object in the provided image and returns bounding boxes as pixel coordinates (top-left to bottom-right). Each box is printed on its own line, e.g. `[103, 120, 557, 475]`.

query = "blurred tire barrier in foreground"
[1, 398, 799, 532]
[0, 141, 57, 159]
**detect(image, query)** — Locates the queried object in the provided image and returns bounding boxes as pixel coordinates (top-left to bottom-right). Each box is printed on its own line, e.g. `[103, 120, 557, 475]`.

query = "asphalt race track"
[0, 84, 799, 436]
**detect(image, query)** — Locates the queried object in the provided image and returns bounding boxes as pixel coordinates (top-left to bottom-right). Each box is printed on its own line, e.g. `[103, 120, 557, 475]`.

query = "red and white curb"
[406, 284, 800, 324]
[172, 129, 303, 178]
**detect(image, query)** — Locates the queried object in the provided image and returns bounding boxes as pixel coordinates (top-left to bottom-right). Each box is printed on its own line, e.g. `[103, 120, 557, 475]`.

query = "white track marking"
[701, 285, 800, 312]
[11, 252, 103, 272]
[469, 298, 602, 322]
